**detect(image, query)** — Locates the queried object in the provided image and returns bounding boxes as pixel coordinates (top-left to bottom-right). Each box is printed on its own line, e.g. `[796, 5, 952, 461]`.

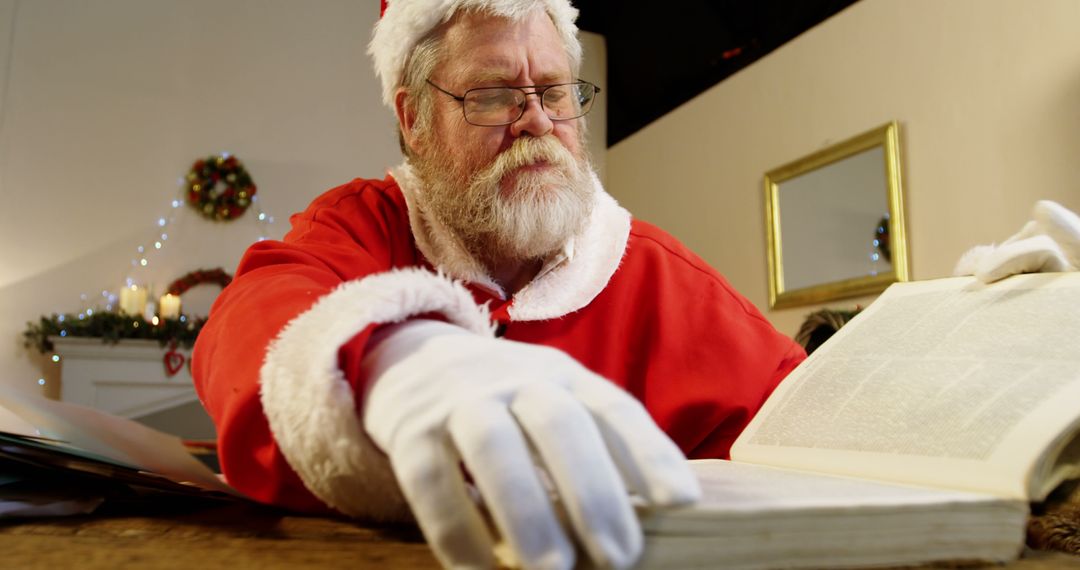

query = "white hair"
[369, 0, 582, 108]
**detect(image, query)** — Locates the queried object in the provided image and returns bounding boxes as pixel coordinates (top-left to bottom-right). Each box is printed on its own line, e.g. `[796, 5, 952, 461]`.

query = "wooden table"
[1, 500, 1079, 569]
[0, 501, 438, 569]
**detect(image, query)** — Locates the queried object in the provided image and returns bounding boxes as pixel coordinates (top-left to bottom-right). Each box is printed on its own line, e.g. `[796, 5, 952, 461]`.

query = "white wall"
[607, 0, 1080, 337]
[0, 0, 607, 396]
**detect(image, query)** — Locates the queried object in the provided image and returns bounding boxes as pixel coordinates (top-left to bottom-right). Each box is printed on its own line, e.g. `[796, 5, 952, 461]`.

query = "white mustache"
[473, 136, 576, 189]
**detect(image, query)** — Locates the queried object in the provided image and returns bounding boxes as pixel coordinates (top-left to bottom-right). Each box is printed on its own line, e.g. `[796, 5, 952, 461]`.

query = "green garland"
[23, 311, 207, 355]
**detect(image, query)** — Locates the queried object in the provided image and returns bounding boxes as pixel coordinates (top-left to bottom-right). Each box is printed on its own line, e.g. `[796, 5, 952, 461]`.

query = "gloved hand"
[360, 319, 700, 570]
[953, 200, 1080, 283]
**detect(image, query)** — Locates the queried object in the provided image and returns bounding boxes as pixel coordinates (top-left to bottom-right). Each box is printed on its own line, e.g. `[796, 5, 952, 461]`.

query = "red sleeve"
[519, 219, 806, 461]
[192, 178, 450, 515]
[625, 223, 807, 459]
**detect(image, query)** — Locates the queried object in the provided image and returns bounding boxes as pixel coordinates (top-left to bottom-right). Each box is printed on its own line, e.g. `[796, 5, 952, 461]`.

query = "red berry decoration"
[167, 268, 233, 296]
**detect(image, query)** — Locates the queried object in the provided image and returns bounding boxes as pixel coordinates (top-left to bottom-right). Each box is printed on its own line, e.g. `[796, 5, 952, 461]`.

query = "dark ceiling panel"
[573, 0, 860, 146]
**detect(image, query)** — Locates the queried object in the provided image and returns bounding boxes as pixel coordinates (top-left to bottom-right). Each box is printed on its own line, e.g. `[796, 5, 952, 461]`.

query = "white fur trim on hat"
[259, 268, 494, 520]
[369, 0, 582, 107]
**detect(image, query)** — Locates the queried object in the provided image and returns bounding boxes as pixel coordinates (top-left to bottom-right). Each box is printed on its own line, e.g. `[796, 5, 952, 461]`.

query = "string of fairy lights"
[36, 152, 275, 388]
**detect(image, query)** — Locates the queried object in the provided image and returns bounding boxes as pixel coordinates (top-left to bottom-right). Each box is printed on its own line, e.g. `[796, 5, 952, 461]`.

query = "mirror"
[764, 121, 909, 309]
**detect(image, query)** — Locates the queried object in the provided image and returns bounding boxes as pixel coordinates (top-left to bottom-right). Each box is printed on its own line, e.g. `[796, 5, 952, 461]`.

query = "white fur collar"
[391, 162, 631, 321]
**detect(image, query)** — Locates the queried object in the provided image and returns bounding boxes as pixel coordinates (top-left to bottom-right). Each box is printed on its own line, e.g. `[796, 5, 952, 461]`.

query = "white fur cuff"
[259, 268, 494, 519]
[953, 244, 995, 277]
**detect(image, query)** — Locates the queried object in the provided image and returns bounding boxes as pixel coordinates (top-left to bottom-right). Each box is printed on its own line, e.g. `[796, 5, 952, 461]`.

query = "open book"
[0, 386, 237, 517]
[637, 272, 1080, 569]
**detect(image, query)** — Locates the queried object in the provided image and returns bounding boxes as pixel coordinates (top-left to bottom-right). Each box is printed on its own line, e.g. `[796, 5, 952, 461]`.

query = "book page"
[0, 387, 237, 495]
[635, 460, 1027, 570]
[644, 460, 1017, 523]
[733, 273, 1080, 500]
[0, 404, 37, 438]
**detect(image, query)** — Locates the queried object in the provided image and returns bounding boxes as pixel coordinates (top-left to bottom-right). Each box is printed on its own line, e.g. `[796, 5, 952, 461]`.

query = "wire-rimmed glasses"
[426, 80, 600, 126]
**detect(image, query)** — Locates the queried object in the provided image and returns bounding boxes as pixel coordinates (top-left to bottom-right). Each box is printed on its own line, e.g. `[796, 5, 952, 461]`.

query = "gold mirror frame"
[764, 121, 909, 309]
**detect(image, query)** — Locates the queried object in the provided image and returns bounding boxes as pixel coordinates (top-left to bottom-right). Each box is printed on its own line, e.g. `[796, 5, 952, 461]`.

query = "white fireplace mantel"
[50, 337, 199, 420]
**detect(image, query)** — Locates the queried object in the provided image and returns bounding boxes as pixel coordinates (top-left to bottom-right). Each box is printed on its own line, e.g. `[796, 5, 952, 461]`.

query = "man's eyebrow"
[531, 72, 571, 85]
[457, 68, 572, 87]
[462, 70, 515, 85]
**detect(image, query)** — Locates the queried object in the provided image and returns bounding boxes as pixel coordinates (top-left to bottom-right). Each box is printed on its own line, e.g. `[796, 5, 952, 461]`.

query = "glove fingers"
[447, 400, 576, 570]
[1034, 200, 1080, 267]
[572, 379, 701, 507]
[976, 235, 1069, 283]
[511, 383, 642, 570]
[1000, 220, 1043, 246]
[390, 434, 496, 569]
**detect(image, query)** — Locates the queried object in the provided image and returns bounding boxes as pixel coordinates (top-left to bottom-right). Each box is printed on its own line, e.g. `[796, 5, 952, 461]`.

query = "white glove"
[953, 200, 1080, 283]
[360, 319, 700, 570]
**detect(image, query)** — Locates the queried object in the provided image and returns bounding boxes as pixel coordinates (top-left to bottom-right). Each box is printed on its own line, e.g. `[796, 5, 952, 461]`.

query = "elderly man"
[193, 0, 805, 568]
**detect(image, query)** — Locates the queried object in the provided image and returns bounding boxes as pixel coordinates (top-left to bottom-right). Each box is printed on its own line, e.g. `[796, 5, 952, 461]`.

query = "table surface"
[1, 500, 1080, 570]
[0, 500, 436, 570]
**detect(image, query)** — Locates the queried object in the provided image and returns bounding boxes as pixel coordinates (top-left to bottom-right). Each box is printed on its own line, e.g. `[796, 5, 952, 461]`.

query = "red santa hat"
[369, 0, 582, 108]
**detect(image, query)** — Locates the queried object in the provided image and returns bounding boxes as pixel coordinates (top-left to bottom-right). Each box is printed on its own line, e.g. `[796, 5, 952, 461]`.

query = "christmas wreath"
[167, 268, 233, 296]
[185, 154, 256, 221]
[794, 307, 863, 355]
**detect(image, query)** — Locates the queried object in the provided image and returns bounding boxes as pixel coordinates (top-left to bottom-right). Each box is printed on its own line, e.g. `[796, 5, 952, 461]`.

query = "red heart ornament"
[164, 350, 185, 377]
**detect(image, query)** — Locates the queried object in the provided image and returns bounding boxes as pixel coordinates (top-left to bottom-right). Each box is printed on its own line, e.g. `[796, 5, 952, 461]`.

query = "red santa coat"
[192, 164, 805, 520]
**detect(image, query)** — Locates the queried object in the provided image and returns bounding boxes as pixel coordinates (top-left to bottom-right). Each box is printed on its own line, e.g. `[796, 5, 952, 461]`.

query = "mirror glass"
[764, 122, 908, 309]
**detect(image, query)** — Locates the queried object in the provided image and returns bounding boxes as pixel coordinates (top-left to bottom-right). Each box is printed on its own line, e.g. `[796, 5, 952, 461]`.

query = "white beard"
[413, 135, 595, 265]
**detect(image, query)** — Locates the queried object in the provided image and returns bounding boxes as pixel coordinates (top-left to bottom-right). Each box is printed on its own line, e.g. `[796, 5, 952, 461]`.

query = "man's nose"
[509, 93, 554, 138]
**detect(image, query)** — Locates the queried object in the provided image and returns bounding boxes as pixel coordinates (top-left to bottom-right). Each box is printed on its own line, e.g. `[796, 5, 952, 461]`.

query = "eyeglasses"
[426, 79, 600, 127]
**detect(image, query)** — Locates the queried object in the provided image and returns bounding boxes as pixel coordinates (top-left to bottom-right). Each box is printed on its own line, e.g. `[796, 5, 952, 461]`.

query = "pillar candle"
[118, 286, 147, 317]
[159, 294, 182, 320]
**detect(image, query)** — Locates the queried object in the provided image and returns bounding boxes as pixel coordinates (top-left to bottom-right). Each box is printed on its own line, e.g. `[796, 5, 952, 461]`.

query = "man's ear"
[394, 87, 420, 153]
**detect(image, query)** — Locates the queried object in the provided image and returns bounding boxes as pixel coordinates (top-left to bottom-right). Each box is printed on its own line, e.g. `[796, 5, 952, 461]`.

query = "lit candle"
[159, 294, 182, 320]
[118, 285, 147, 316]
